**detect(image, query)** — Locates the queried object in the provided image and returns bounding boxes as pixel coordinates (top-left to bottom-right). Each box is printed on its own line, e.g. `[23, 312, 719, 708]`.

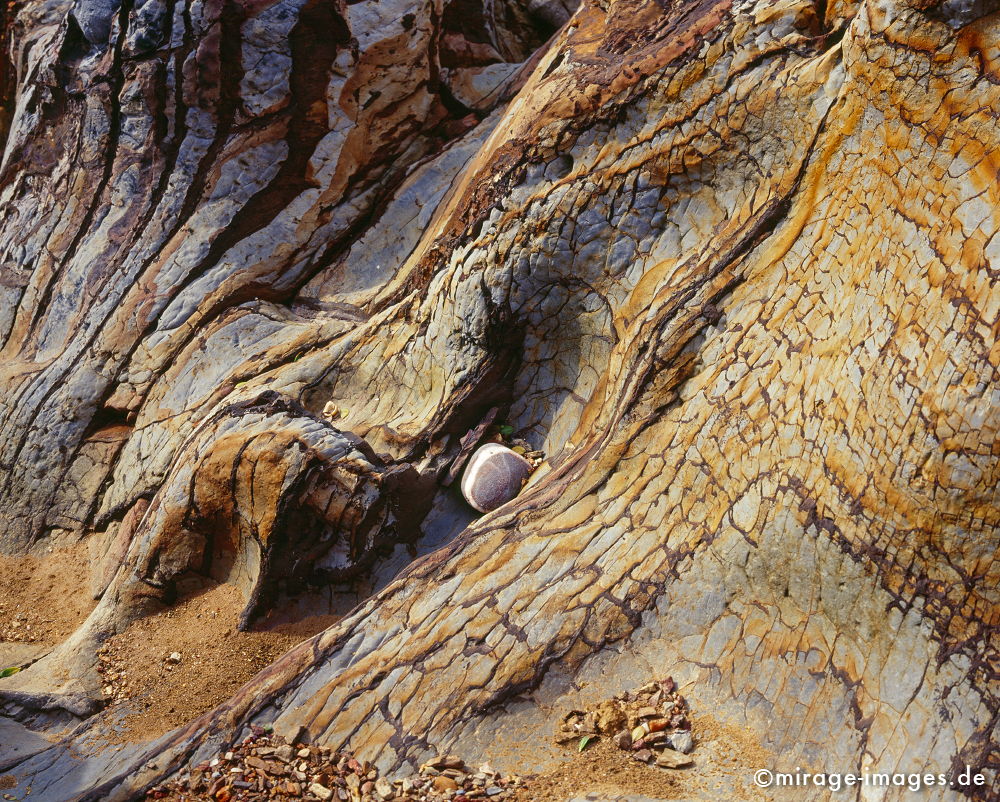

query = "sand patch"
[97, 582, 338, 741]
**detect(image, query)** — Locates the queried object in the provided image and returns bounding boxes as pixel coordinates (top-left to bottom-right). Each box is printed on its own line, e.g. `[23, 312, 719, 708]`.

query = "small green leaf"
[0, 666, 20, 678]
[578, 735, 593, 752]
[498, 424, 514, 437]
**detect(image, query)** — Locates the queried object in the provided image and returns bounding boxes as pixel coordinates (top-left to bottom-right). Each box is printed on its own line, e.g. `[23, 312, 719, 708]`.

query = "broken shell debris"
[321, 401, 346, 422]
[460, 442, 534, 513]
[555, 677, 694, 769]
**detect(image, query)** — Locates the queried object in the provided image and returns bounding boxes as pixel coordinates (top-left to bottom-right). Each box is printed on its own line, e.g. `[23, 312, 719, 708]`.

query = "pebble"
[613, 729, 632, 750]
[640, 731, 669, 748]
[309, 781, 334, 800]
[167, 652, 181, 664]
[655, 750, 693, 769]
[433, 775, 459, 792]
[668, 731, 694, 754]
[461, 443, 533, 513]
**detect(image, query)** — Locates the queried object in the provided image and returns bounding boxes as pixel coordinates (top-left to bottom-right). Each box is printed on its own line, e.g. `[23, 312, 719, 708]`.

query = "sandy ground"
[96, 582, 338, 741]
[505, 711, 772, 802]
[1, 545, 770, 801]
[0, 541, 96, 661]
[510, 738, 692, 801]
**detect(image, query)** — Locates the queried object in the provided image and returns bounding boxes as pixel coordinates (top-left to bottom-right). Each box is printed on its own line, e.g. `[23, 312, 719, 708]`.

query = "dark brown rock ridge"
[0, 0, 997, 799]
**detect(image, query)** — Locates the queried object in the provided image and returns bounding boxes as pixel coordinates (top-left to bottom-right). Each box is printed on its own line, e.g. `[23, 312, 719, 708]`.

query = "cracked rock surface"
[0, 0, 998, 799]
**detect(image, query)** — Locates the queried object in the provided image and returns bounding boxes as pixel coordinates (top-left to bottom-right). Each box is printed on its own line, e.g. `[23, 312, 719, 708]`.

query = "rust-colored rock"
[0, 0, 997, 799]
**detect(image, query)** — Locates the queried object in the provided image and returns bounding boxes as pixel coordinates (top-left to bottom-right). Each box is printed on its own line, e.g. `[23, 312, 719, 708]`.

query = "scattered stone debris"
[492, 421, 545, 471]
[145, 729, 525, 801]
[96, 640, 134, 702]
[0, 610, 34, 643]
[506, 437, 544, 471]
[555, 678, 694, 770]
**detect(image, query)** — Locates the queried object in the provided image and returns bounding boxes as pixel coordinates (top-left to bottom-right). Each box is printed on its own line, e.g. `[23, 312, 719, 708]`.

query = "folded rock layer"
[0, 0, 997, 798]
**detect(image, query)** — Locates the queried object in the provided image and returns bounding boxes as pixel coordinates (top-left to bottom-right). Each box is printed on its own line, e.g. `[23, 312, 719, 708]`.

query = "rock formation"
[0, 0, 997, 798]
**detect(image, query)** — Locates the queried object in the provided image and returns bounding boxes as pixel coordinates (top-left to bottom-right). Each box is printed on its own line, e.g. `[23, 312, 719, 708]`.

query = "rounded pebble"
[461, 443, 533, 513]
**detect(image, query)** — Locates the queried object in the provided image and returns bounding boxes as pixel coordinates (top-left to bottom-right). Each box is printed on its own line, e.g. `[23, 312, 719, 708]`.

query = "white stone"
[668, 731, 694, 753]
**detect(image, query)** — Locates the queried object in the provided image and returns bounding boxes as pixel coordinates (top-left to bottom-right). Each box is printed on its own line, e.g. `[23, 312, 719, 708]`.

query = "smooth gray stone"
[0, 725, 148, 801]
[0, 642, 50, 667]
[0, 718, 52, 771]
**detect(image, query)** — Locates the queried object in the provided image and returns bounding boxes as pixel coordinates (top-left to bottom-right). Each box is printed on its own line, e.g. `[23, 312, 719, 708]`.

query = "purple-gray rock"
[460, 443, 533, 513]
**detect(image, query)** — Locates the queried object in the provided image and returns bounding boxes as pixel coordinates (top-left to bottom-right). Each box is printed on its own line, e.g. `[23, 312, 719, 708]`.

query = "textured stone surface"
[0, 0, 998, 800]
[70, 0, 121, 44]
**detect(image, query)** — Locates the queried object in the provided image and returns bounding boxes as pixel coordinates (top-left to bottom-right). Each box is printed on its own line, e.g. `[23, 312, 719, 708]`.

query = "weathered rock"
[0, 0, 998, 800]
[667, 732, 693, 755]
[432, 775, 459, 793]
[592, 701, 627, 734]
[374, 776, 393, 799]
[655, 751, 693, 770]
[70, 0, 122, 45]
[308, 782, 333, 801]
[460, 443, 533, 513]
